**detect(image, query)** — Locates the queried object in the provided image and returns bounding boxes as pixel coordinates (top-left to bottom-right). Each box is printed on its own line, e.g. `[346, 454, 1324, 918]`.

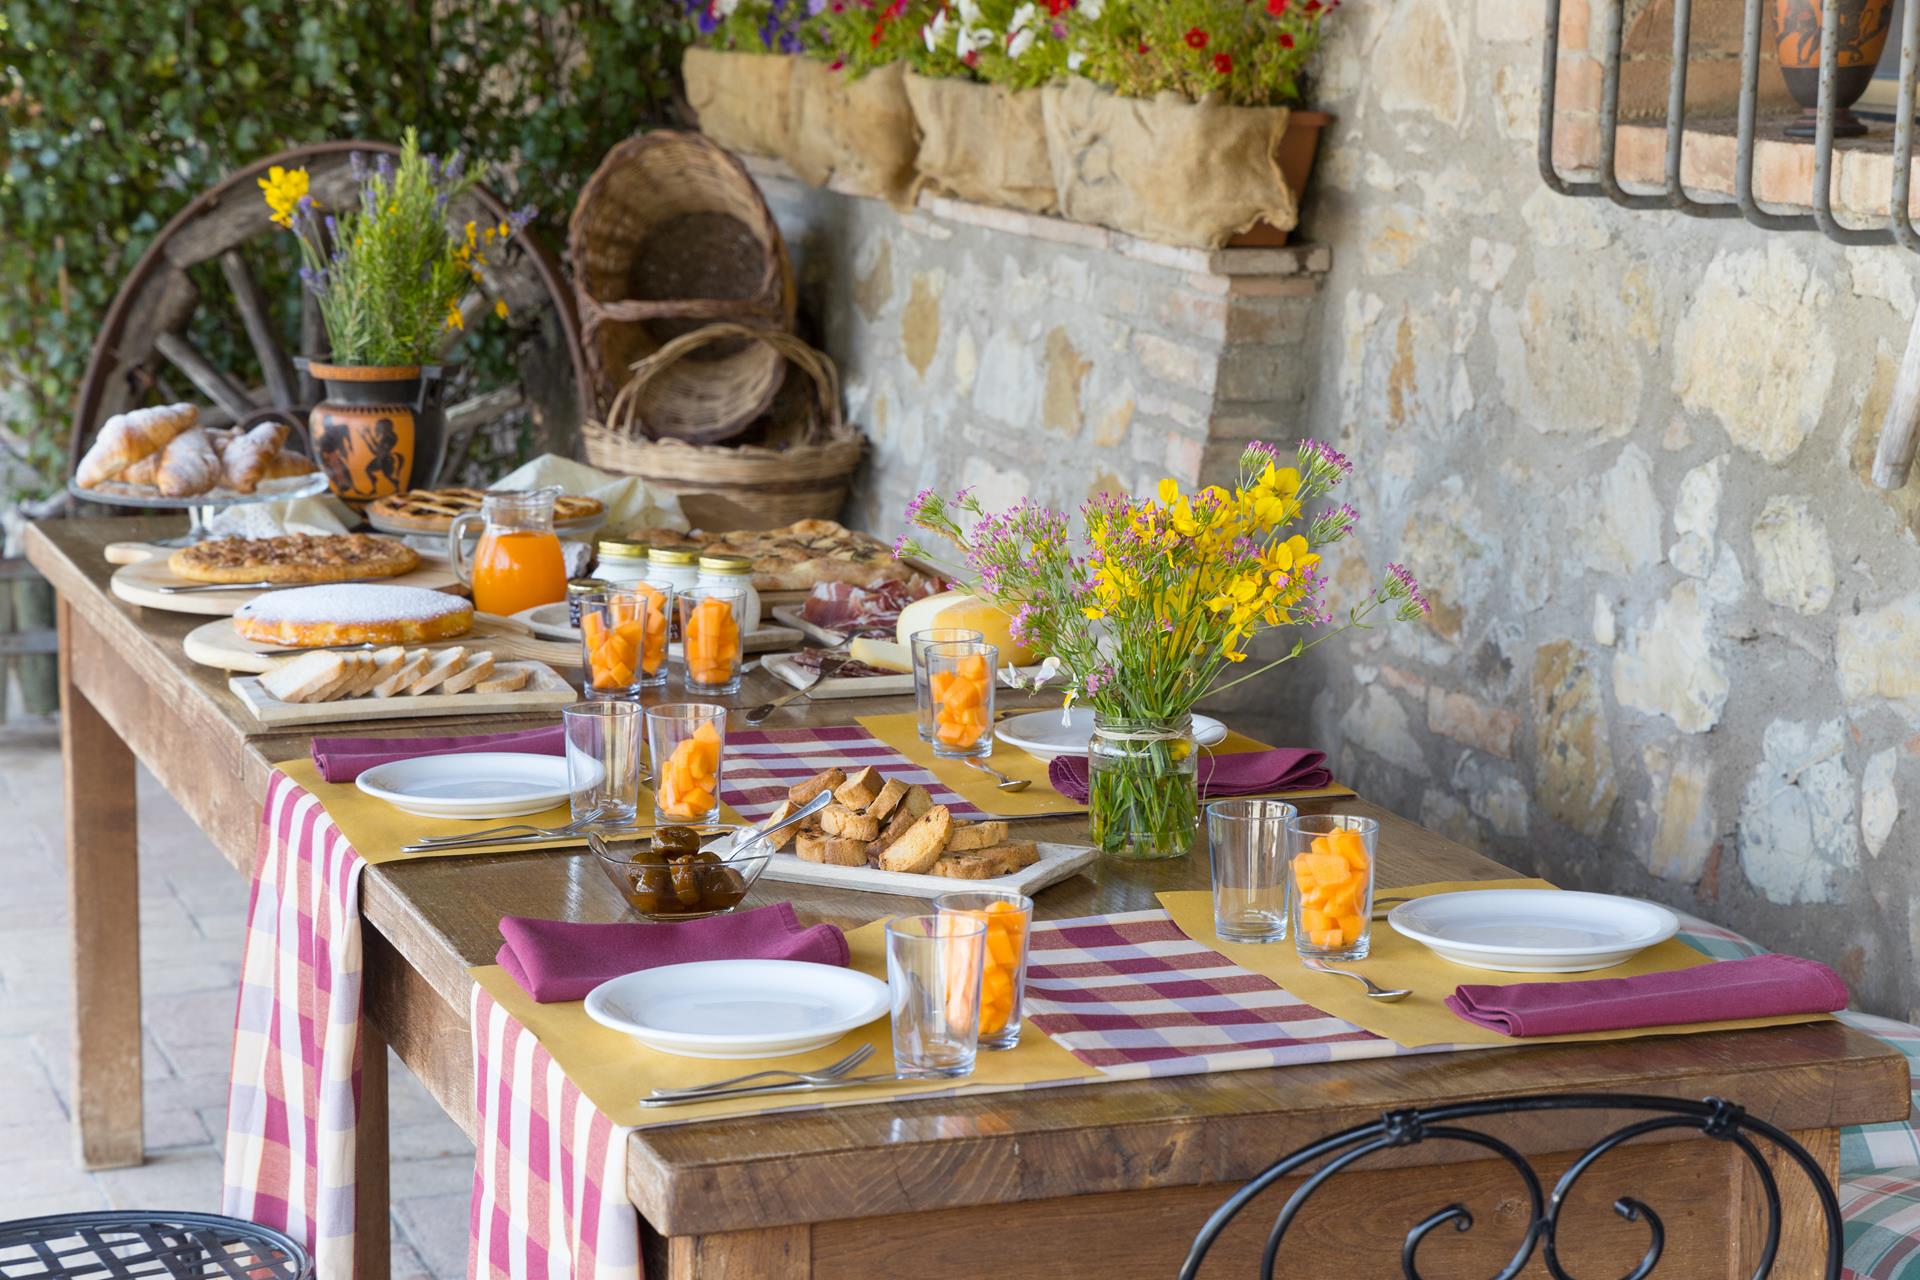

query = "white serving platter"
[761, 652, 1049, 701]
[229, 660, 574, 726]
[759, 839, 1097, 900]
[184, 611, 577, 673]
[510, 602, 803, 655]
[354, 750, 576, 820]
[995, 707, 1228, 762]
[583, 959, 891, 1059]
[1386, 889, 1680, 973]
[110, 551, 458, 617]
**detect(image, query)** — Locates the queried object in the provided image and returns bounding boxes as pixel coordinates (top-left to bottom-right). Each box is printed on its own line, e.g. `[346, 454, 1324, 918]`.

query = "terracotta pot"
[1773, 0, 1894, 138]
[299, 361, 447, 502]
[1228, 111, 1332, 246]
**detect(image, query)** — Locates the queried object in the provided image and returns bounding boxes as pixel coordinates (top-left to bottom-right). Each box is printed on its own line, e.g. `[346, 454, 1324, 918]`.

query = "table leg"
[357, 999, 392, 1280]
[59, 597, 142, 1170]
[1732, 1125, 1841, 1278]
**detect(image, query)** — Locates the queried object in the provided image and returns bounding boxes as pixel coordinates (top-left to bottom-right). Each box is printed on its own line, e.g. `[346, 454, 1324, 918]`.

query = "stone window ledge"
[740, 154, 1332, 284]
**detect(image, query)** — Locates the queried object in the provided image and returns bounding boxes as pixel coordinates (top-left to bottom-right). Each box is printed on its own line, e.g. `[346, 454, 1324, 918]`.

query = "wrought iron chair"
[0, 1212, 310, 1280]
[1179, 1093, 1843, 1280]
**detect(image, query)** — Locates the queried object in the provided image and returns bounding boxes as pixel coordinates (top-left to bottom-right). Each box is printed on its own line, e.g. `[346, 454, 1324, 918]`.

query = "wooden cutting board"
[111, 554, 460, 616]
[183, 611, 578, 673]
[227, 660, 574, 725]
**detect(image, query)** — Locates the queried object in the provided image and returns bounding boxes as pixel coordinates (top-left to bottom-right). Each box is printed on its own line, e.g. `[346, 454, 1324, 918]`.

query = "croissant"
[154, 427, 224, 498]
[75, 403, 198, 489]
[120, 454, 160, 487]
[220, 421, 291, 494]
[259, 451, 318, 480]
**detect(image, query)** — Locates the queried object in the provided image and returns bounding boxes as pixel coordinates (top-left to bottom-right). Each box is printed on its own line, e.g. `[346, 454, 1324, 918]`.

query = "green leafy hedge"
[0, 0, 688, 501]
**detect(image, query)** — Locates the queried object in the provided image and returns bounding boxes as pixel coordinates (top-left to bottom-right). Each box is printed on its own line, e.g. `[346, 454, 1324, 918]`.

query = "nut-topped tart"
[367, 487, 604, 533]
[233, 583, 474, 648]
[168, 534, 421, 585]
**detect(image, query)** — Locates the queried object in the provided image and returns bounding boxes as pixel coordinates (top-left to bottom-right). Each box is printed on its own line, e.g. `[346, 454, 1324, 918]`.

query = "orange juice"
[471, 528, 567, 616]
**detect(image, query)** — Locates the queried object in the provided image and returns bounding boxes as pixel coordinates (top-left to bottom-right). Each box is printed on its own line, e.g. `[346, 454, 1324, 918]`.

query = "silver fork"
[402, 804, 609, 853]
[646, 1043, 876, 1099]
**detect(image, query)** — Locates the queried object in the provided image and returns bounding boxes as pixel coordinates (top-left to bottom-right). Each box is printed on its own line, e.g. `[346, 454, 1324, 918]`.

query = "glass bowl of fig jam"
[592, 823, 771, 920]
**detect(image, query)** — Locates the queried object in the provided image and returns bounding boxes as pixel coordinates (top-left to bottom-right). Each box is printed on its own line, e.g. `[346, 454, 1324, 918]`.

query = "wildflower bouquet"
[261, 128, 531, 368]
[901, 440, 1427, 858]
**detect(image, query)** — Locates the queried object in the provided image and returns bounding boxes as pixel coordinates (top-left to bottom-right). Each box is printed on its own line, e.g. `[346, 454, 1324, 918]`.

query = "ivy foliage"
[0, 1, 688, 500]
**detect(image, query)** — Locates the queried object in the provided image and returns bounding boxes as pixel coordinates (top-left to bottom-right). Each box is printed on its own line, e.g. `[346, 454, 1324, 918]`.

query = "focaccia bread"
[233, 583, 473, 648]
[367, 487, 604, 533]
[168, 534, 420, 585]
[628, 519, 927, 592]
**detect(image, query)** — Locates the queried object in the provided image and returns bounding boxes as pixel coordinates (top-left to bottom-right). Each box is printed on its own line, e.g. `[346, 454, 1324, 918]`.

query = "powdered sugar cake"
[233, 583, 474, 648]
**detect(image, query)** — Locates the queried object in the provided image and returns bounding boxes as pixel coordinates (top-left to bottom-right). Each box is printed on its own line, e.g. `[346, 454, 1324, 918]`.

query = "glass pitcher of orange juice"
[449, 488, 569, 616]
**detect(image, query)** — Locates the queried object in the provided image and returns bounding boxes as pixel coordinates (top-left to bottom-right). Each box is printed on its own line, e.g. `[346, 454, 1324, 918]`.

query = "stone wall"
[745, 8, 1920, 1017]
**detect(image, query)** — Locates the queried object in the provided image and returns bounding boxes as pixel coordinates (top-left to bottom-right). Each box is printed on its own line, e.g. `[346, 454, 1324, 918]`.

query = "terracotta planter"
[1773, 0, 1893, 137]
[1228, 112, 1331, 246]
[299, 360, 447, 502]
[903, 72, 1056, 214]
[683, 47, 797, 158]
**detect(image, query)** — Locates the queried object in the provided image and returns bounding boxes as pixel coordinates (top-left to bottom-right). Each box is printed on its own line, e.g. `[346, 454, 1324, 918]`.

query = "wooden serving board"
[757, 839, 1096, 899]
[769, 602, 850, 647]
[228, 660, 574, 725]
[111, 555, 459, 616]
[183, 611, 579, 673]
[762, 652, 1047, 700]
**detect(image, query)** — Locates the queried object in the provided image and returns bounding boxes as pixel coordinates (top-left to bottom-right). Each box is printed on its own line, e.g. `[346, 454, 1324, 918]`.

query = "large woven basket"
[584, 322, 865, 529]
[567, 130, 796, 441]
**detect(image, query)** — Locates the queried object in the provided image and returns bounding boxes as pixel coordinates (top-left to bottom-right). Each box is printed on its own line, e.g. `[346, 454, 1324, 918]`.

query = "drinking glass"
[885, 913, 988, 1079]
[581, 586, 670, 699]
[934, 891, 1032, 1050]
[562, 701, 643, 829]
[911, 627, 985, 742]
[924, 639, 997, 759]
[1207, 799, 1299, 944]
[1289, 814, 1379, 961]
[646, 702, 728, 825]
[677, 586, 748, 695]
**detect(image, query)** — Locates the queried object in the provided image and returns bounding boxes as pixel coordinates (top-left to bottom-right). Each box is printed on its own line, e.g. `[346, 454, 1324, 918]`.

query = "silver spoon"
[962, 756, 1031, 793]
[647, 1043, 875, 1099]
[1301, 957, 1411, 1002]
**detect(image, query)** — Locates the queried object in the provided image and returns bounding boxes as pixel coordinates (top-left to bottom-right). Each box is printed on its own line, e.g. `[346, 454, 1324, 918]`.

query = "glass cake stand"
[68, 472, 333, 546]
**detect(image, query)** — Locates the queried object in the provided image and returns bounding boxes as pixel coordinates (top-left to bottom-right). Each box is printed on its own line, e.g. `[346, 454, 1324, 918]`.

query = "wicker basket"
[567, 130, 797, 441]
[584, 323, 865, 528]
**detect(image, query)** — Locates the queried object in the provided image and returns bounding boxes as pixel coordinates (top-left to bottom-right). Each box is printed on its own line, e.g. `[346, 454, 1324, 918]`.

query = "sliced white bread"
[348, 647, 407, 697]
[406, 645, 468, 696]
[438, 651, 496, 695]
[370, 648, 431, 699]
[309, 652, 371, 703]
[260, 651, 347, 704]
[474, 667, 532, 695]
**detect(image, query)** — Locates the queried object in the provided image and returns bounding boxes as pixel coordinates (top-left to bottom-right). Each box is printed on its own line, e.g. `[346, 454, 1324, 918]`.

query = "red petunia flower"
[1137, 39, 1149, 52]
[1046, 0, 1072, 14]
[1184, 26, 1209, 48]
[871, 20, 885, 44]
[1213, 51, 1233, 73]
[963, 48, 978, 65]
[1267, 0, 1288, 13]
[1278, 31, 1294, 46]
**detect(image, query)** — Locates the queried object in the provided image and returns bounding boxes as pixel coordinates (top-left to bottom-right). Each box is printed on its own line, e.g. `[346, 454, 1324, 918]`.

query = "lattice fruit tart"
[367, 487, 604, 533]
[234, 584, 474, 648]
[167, 534, 421, 585]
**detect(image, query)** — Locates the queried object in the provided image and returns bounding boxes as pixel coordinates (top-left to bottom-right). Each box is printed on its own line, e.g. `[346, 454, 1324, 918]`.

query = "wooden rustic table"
[28, 515, 1910, 1279]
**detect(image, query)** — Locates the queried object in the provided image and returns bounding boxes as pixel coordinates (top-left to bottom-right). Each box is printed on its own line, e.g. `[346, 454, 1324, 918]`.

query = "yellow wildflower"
[445, 302, 465, 332]
[494, 298, 510, 320]
[258, 165, 309, 228]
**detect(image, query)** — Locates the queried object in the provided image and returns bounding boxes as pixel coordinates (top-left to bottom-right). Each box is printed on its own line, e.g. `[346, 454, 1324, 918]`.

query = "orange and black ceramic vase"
[1774, 0, 1894, 137]
[300, 361, 446, 503]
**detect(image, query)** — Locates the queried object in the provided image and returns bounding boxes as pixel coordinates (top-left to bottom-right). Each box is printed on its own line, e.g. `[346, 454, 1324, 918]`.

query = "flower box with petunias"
[900, 441, 1428, 861]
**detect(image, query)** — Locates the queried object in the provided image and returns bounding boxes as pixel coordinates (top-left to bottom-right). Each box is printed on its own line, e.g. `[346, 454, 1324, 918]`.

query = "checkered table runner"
[720, 724, 987, 822]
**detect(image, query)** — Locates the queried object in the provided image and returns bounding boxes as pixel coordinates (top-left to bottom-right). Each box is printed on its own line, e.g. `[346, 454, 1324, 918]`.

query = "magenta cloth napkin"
[496, 902, 851, 1003]
[1047, 747, 1333, 804]
[310, 724, 564, 783]
[1444, 954, 1848, 1038]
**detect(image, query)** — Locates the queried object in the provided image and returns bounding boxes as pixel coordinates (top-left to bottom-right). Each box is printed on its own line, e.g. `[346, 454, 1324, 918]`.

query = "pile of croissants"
[76, 403, 318, 499]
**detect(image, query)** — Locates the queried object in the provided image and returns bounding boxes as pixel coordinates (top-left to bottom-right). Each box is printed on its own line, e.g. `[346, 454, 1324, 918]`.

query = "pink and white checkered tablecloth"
[720, 725, 986, 822]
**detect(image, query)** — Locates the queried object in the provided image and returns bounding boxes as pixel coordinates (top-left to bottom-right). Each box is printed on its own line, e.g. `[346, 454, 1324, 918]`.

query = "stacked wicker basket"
[570, 130, 863, 526]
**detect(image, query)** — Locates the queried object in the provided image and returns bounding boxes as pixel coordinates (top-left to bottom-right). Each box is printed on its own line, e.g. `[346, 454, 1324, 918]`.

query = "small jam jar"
[646, 545, 703, 597]
[594, 538, 651, 588]
[565, 577, 612, 629]
[695, 553, 761, 634]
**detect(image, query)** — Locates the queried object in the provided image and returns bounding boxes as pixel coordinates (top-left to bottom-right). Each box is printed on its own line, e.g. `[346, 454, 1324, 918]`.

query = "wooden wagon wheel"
[68, 139, 593, 502]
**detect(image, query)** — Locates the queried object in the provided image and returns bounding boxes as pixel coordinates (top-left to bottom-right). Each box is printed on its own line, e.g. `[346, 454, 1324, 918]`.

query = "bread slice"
[260, 651, 348, 704]
[932, 841, 1041, 879]
[439, 650, 496, 695]
[407, 646, 468, 695]
[900, 783, 934, 820]
[475, 667, 532, 695]
[879, 804, 952, 875]
[370, 648, 431, 698]
[833, 765, 883, 810]
[347, 647, 407, 698]
[819, 803, 881, 841]
[945, 820, 1010, 852]
[758, 799, 801, 851]
[866, 778, 909, 823]
[795, 831, 868, 866]
[789, 768, 846, 806]
[309, 652, 371, 703]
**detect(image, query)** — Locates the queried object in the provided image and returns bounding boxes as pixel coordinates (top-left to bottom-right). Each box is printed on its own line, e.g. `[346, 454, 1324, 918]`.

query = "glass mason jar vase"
[1087, 713, 1199, 860]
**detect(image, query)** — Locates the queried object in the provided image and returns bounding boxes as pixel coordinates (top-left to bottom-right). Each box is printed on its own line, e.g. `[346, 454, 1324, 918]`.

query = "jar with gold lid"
[645, 544, 702, 598]
[594, 539, 651, 589]
[694, 552, 761, 633]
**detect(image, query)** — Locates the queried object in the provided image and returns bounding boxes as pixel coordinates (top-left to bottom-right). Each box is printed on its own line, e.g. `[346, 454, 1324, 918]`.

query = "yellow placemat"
[1159, 881, 1832, 1049]
[857, 712, 1356, 817]
[276, 756, 746, 866]
[469, 919, 1100, 1127]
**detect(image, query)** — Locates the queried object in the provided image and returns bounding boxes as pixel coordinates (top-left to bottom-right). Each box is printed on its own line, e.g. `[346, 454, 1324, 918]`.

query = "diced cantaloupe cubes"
[684, 595, 740, 687]
[657, 720, 723, 819]
[583, 587, 667, 692]
[1293, 827, 1371, 949]
[944, 900, 1027, 1036]
[931, 651, 992, 749]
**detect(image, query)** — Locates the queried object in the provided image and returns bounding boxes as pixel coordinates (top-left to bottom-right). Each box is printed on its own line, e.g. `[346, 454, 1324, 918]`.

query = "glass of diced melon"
[910, 627, 986, 742]
[1206, 799, 1299, 944]
[923, 640, 998, 759]
[1287, 814, 1379, 961]
[934, 890, 1032, 1049]
[645, 703, 728, 825]
[581, 586, 670, 698]
[677, 587, 748, 695]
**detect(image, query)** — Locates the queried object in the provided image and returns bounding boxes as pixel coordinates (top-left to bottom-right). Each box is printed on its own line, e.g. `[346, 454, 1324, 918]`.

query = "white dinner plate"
[354, 751, 577, 820]
[584, 959, 891, 1059]
[1386, 890, 1679, 973]
[994, 707, 1228, 762]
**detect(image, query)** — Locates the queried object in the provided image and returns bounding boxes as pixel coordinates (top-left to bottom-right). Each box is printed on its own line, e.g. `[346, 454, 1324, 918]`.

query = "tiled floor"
[0, 722, 471, 1279]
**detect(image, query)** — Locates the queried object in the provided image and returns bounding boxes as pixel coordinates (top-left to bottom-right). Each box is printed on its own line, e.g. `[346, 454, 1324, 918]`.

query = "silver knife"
[743, 654, 850, 725]
[636, 1072, 908, 1108]
[160, 576, 382, 593]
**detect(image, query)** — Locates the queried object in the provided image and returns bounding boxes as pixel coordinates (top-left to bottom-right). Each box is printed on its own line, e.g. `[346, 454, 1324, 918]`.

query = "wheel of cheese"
[895, 590, 1039, 666]
[233, 584, 474, 648]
